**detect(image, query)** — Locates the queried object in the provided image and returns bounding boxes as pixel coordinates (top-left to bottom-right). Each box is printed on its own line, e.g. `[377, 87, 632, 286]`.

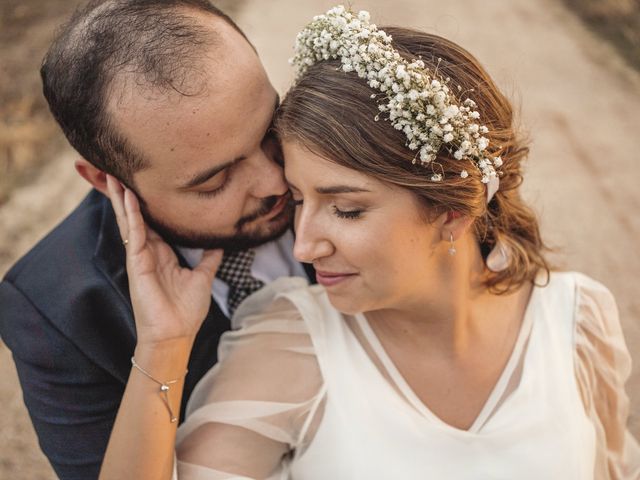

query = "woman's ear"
[74, 159, 109, 196]
[435, 210, 475, 243]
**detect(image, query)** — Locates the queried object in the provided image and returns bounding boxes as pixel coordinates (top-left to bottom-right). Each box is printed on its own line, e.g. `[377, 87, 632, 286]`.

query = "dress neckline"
[353, 283, 539, 435]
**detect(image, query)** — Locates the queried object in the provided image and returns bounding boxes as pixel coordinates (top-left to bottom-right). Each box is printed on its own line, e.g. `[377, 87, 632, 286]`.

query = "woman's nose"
[293, 210, 334, 263]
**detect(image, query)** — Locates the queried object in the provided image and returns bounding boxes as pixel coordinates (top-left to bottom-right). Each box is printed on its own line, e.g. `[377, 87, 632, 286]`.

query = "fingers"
[195, 249, 223, 282]
[106, 175, 129, 243]
[123, 188, 147, 256]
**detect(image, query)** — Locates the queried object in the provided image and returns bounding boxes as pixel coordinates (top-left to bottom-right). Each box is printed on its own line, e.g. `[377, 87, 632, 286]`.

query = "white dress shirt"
[177, 230, 307, 318]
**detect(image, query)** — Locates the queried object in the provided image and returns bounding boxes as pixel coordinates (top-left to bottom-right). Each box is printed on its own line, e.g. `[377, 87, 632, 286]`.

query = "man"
[0, 1, 311, 478]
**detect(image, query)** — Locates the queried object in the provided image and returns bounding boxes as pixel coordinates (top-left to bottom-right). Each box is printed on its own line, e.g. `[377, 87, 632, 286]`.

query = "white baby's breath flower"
[290, 5, 502, 185]
[358, 10, 370, 22]
[460, 170, 469, 178]
[444, 105, 459, 118]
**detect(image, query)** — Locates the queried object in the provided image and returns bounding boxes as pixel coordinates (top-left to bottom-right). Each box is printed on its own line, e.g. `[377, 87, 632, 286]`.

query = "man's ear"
[74, 159, 109, 197]
[435, 210, 475, 243]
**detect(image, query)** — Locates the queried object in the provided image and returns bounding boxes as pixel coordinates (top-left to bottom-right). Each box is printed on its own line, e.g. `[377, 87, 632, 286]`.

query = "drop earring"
[448, 232, 456, 256]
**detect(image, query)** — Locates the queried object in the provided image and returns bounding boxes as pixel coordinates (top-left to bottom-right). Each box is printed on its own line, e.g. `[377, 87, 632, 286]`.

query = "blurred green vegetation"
[562, 0, 640, 71]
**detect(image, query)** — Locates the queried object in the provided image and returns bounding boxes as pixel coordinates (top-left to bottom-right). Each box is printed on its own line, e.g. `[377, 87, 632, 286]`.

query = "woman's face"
[284, 140, 444, 315]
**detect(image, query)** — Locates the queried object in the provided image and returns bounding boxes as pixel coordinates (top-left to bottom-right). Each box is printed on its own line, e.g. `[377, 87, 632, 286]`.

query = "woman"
[100, 6, 640, 479]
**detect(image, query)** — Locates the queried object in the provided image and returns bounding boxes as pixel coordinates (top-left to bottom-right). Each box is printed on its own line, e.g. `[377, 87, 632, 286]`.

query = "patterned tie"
[215, 249, 265, 316]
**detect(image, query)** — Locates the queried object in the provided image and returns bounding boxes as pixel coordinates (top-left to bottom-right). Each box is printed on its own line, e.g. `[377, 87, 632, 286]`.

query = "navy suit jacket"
[0, 189, 314, 479]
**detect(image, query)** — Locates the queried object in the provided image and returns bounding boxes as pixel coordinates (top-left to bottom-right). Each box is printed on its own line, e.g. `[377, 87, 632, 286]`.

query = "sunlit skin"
[284, 140, 455, 318]
[283, 139, 532, 430]
[108, 14, 291, 250]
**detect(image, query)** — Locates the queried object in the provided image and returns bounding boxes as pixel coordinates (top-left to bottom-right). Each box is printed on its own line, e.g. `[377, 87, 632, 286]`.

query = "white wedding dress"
[174, 272, 640, 479]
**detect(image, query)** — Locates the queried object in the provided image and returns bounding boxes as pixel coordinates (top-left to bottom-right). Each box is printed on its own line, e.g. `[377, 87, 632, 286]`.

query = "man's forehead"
[125, 80, 277, 186]
[109, 36, 264, 113]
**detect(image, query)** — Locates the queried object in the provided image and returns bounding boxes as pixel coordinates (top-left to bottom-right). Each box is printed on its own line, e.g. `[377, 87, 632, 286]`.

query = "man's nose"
[250, 146, 288, 198]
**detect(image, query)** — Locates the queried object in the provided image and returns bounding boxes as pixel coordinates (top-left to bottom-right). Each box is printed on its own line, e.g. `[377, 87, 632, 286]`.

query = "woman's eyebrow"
[286, 181, 371, 195]
[315, 185, 371, 194]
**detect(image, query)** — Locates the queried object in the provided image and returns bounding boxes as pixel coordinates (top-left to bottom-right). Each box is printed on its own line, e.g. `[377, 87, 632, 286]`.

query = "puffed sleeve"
[174, 278, 326, 480]
[574, 274, 640, 479]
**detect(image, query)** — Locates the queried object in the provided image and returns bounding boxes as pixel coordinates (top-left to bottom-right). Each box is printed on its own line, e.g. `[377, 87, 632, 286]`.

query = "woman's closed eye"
[333, 205, 362, 219]
[292, 199, 363, 220]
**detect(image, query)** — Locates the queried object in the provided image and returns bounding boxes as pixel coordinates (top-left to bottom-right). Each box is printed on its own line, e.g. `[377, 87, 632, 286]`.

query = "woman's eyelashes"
[333, 206, 362, 219]
[290, 197, 363, 220]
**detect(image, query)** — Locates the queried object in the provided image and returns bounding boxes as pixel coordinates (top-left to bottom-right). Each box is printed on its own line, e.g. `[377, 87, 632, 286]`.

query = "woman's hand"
[106, 175, 222, 348]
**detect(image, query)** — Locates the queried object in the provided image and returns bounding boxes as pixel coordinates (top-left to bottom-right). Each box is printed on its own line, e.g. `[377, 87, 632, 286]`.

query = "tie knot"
[216, 249, 257, 288]
[216, 249, 265, 316]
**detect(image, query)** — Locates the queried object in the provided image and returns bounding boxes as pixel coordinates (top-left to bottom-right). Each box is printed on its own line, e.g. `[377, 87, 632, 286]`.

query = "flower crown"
[290, 5, 502, 187]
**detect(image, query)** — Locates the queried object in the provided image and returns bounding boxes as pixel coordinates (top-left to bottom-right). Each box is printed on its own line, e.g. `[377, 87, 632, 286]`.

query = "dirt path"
[1, 1, 639, 478]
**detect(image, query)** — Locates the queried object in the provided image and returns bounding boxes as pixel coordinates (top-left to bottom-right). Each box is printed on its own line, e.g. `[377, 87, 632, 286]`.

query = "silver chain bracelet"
[130, 356, 188, 423]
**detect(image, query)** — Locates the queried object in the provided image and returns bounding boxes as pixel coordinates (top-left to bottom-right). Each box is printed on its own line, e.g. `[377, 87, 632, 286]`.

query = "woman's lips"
[315, 270, 357, 287]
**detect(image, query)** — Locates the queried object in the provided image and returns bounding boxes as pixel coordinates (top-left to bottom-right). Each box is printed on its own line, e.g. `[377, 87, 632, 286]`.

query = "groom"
[0, 1, 311, 478]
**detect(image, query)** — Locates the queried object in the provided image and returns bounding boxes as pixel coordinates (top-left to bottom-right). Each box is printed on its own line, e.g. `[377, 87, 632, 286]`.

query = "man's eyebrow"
[180, 157, 245, 189]
[182, 94, 280, 190]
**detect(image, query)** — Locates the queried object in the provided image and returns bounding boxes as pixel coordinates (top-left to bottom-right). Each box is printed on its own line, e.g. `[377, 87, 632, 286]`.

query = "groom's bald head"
[41, 0, 251, 184]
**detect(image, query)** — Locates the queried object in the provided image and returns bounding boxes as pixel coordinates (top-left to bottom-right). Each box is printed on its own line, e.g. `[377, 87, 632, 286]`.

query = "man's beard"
[137, 194, 293, 252]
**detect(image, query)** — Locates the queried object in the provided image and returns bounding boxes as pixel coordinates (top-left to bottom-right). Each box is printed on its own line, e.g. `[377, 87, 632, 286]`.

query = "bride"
[99, 6, 640, 479]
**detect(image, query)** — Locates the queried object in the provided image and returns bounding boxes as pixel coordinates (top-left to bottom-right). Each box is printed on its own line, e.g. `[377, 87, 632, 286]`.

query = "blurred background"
[1, 0, 639, 478]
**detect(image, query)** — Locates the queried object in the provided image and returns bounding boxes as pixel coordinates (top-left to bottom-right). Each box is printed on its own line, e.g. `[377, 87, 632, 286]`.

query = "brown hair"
[42, 0, 249, 184]
[275, 27, 550, 293]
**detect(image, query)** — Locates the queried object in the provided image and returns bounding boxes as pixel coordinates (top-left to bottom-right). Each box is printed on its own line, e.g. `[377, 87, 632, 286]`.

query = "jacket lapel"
[92, 194, 229, 386]
[90, 197, 314, 386]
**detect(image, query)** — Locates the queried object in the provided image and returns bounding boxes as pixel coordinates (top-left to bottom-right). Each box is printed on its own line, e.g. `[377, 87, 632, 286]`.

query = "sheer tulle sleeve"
[174, 278, 326, 480]
[573, 274, 640, 479]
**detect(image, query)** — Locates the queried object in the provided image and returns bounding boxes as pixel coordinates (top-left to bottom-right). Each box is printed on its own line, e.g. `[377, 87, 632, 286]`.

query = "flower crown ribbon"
[290, 5, 501, 199]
